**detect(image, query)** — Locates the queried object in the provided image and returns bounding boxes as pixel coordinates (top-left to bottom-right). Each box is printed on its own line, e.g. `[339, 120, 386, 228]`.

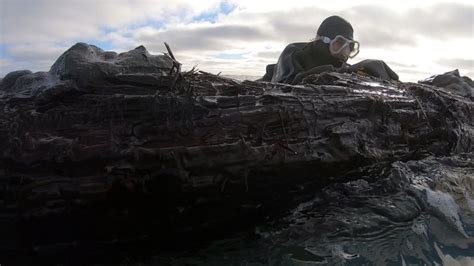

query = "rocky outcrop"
[0, 43, 174, 95]
[0, 70, 33, 91]
[49, 43, 174, 88]
[0, 43, 473, 263]
[419, 69, 474, 98]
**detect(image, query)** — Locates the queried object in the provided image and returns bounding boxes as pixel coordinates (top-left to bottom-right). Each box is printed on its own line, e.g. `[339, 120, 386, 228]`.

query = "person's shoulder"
[284, 42, 308, 51]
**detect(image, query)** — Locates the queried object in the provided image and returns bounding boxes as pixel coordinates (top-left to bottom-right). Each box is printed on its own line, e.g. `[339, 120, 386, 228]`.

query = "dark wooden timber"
[0, 62, 473, 262]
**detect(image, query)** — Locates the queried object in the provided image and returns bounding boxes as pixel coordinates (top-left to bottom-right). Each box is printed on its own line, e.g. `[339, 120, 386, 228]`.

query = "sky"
[0, 0, 473, 82]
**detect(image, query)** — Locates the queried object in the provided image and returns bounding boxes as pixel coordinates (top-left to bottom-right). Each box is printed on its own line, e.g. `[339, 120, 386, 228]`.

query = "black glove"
[292, 65, 336, 84]
[347, 59, 399, 81]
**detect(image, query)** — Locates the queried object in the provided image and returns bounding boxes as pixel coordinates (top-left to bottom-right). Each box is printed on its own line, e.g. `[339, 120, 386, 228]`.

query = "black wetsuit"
[266, 40, 343, 84]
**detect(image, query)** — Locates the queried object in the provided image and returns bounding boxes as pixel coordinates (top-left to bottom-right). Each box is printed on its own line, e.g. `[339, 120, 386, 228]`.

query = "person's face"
[328, 35, 359, 62]
[330, 46, 350, 62]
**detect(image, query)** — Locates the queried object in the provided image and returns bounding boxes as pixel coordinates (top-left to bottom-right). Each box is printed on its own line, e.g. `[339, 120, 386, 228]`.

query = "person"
[261, 16, 399, 84]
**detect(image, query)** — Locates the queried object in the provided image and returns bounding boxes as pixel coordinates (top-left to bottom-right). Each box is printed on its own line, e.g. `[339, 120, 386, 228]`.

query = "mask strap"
[316, 36, 332, 44]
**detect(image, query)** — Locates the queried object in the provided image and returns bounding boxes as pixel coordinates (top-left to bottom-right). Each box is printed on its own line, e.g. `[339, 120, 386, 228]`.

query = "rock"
[113, 45, 173, 74]
[111, 73, 166, 87]
[419, 69, 473, 98]
[34, 79, 80, 105]
[49, 43, 174, 88]
[0, 70, 33, 91]
[9, 71, 58, 95]
[0, 43, 175, 95]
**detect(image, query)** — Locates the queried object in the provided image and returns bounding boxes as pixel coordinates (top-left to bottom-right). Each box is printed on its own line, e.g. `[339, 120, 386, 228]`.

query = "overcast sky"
[0, 0, 473, 81]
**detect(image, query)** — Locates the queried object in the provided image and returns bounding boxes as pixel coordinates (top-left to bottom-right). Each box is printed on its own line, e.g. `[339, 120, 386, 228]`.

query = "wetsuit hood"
[317, 16, 354, 40]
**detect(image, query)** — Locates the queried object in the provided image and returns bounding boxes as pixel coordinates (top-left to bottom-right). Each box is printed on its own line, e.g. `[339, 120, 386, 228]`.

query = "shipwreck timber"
[0, 43, 472, 263]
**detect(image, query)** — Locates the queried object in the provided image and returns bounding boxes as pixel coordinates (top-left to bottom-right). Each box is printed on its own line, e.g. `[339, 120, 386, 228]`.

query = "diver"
[261, 16, 399, 84]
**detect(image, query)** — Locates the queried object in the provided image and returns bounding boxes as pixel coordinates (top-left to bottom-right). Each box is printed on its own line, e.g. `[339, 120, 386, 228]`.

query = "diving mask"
[317, 35, 360, 60]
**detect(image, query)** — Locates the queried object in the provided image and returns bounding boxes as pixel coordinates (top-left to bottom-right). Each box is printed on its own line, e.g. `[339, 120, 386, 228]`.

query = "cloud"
[192, 1, 237, 23]
[133, 24, 272, 53]
[256, 51, 282, 59]
[0, 0, 232, 76]
[339, 3, 474, 48]
[0, 0, 227, 43]
[213, 52, 249, 60]
[5, 43, 67, 61]
[0, 59, 11, 67]
[436, 58, 474, 70]
[1, 0, 472, 81]
[405, 3, 474, 38]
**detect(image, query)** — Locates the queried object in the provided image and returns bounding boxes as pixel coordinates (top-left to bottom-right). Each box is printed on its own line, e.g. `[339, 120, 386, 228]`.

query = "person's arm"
[258, 64, 276, 81]
[271, 44, 304, 84]
[345, 59, 399, 81]
[291, 65, 336, 84]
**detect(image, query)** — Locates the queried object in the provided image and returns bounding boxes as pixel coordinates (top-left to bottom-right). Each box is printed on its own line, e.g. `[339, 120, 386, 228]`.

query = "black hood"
[317, 16, 354, 40]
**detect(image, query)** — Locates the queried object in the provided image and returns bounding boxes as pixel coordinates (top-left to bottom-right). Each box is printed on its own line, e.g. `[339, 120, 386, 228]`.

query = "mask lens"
[331, 36, 348, 51]
[349, 42, 355, 50]
[349, 41, 360, 58]
[327, 35, 360, 60]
